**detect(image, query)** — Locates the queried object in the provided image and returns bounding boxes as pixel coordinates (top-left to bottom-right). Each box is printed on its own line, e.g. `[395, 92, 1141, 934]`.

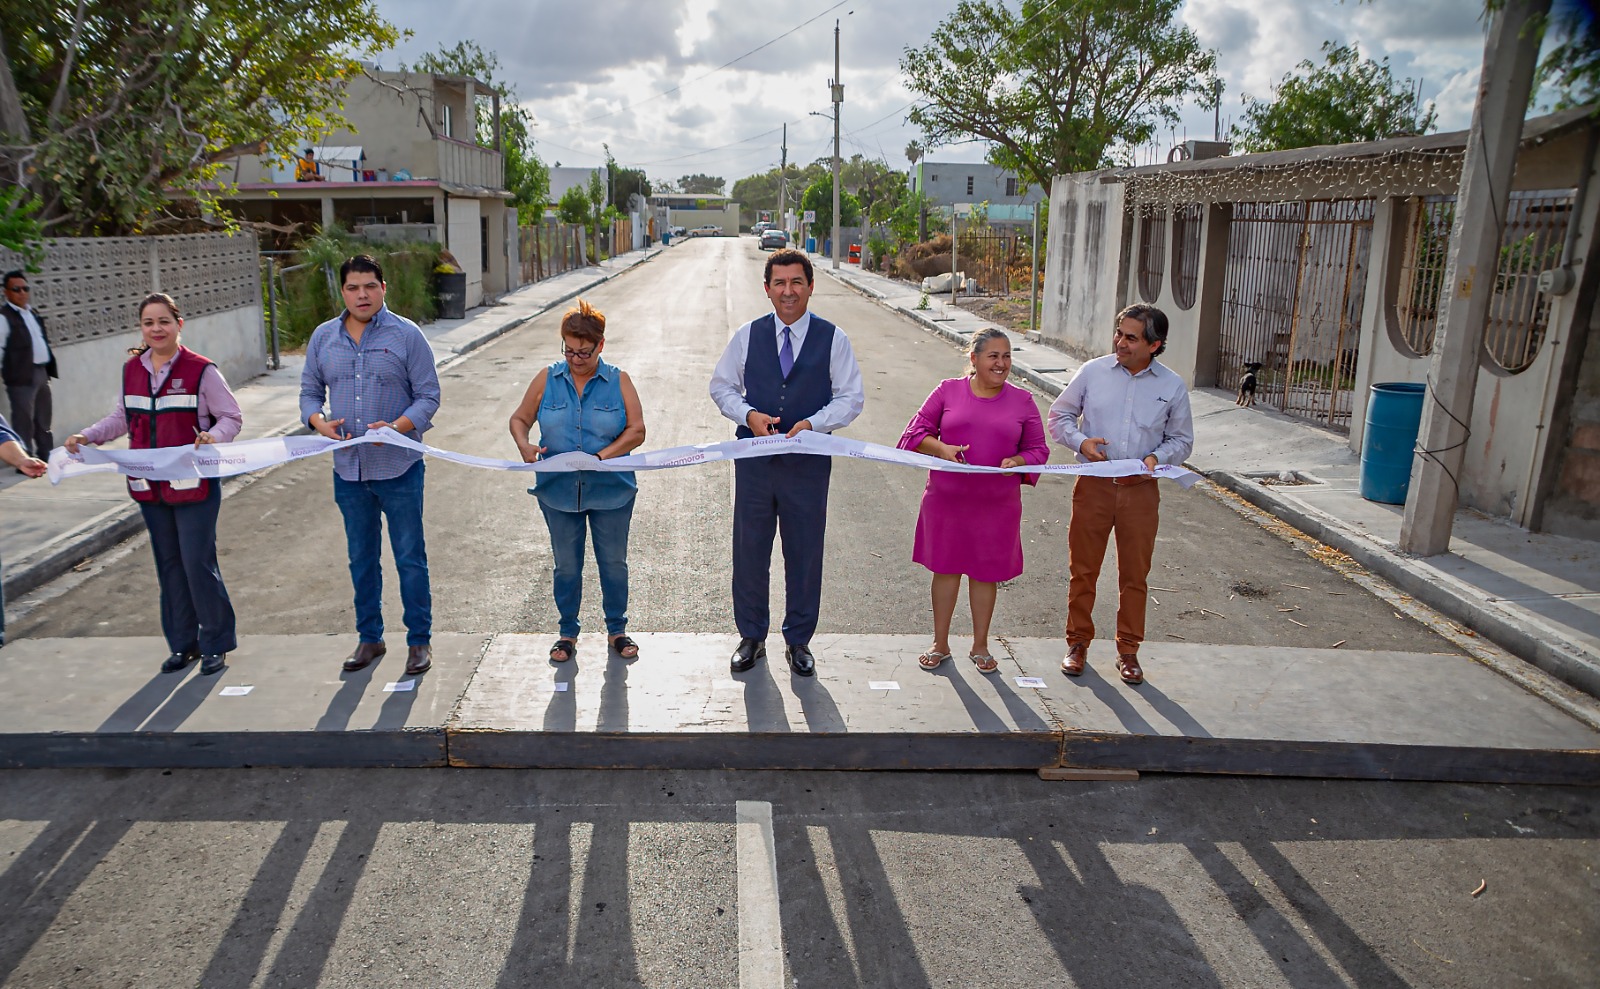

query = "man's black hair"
[764, 248, 813, 286]
[3, 270, 26, 288]
[339, 254, 384, 286]
[1116, 303, 1169, 357]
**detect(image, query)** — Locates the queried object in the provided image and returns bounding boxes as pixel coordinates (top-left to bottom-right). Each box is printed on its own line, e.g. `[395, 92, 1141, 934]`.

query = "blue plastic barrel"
[805, 236, 817, 253]
[1359, 382, 1427, 504]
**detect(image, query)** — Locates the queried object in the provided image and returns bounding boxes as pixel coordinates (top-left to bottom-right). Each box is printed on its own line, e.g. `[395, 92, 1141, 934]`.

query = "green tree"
[800, 177, 861, 236]
[1230, 42, 1437, 152]
[408, 40, 550, 222]
[677, 173, 725, 194]
[1532, 0, 1599, 111]
[901, 0, 1216, 193]
[604, 144, 650, 210]
[0, 1, 399, 235]
[0, 186, 44, 266]
[556, 184, 591, 226]
[731, 162, 827, 216]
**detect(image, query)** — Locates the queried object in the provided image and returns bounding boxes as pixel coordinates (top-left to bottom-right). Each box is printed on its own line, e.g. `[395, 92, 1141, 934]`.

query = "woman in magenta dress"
[897, 328, 1050, 673]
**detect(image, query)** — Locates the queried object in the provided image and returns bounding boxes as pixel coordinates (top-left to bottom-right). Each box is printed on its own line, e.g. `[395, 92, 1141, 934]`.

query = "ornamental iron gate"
[1217, 199, 1375, 432]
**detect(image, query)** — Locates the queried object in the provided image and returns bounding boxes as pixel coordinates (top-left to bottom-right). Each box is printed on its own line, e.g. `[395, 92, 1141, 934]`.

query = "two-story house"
[909, 161, 1047, 225]
[219, 68, 516, 309]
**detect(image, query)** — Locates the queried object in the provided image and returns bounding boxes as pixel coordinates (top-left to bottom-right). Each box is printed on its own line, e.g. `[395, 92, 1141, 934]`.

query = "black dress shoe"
[786, 643, 816, 677]
[405, 644, 432, 675]
[730, 637, 766, 673]
[343, 641, 386, 672]
[199, 653, 226, 676]
[161, 650, 199, 673]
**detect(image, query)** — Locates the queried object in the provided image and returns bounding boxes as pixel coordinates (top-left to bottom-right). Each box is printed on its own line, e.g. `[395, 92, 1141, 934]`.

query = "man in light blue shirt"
[1047, 304, 1193, 686]
[300, 255, 441, 677]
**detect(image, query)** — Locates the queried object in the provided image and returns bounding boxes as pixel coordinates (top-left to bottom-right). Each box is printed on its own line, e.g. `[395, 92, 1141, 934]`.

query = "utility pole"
[1398, 0, 1549, 556]
[778, 123, 788, 231]
[830, 18, 843, 271]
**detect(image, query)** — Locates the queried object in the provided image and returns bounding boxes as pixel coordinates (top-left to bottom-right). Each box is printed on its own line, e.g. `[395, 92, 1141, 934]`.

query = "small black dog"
[1236, 362, 1264, 407]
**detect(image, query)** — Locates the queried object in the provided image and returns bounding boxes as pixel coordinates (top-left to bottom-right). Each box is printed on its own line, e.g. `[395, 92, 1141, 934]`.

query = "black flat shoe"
[161, 650, 198, 674]
[786, 643, 815, 677]
[731, 637, 766, 673]
[199, 653, 226, 676]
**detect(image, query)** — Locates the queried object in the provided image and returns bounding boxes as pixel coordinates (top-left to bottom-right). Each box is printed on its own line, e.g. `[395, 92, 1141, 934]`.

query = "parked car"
[759, 228, 790, 251]
[690, 224, 723, 237]
[751, 221, 773, 235]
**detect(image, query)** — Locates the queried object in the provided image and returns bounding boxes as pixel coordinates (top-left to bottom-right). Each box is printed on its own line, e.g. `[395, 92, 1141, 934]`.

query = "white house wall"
[447, 197, 484, 309]
[1040, 172, 1124, 362]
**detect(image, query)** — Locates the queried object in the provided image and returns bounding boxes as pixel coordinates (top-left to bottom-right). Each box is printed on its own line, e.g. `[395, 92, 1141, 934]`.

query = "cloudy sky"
[367, 0, 1496, 184]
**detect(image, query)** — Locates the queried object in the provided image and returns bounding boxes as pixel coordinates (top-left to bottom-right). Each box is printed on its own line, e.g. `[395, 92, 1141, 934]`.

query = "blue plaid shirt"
[299, 306, 441, 481]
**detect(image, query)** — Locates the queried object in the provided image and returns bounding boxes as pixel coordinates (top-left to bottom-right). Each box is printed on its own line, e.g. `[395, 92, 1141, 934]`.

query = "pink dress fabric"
[897, 377, 1050, 582]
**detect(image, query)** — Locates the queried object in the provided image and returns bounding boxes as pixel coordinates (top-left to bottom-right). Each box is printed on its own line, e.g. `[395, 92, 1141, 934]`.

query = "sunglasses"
[4, 284, 28, 293]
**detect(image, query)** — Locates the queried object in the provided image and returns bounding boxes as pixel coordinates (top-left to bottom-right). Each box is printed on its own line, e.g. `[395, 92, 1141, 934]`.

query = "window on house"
[1171, 204, 1203, 310]
[1006, 177, 1018, 197]
[1138, 208, 1167, 303]
[966, 176, 974, 196]
[441, 104, 453, 139]
[930, 173, 938, 182]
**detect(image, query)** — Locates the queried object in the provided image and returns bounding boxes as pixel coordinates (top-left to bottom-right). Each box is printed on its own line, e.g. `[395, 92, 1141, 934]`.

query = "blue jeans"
[538, 498, 634, 639]
[334, 460, 431, 646]
[140, 482, 237, 655]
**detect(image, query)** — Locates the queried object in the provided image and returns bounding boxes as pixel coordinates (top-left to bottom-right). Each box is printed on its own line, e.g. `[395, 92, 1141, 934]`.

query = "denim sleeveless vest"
[734, 314, 836, 438]
[531, 358, 637, 512]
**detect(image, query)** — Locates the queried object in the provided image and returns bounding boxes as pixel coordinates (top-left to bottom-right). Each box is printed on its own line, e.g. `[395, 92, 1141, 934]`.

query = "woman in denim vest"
[509, 299, 646, 662]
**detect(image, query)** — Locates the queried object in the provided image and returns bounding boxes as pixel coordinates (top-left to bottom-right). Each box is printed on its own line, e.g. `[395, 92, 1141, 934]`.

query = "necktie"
[779, 326, 795, 378]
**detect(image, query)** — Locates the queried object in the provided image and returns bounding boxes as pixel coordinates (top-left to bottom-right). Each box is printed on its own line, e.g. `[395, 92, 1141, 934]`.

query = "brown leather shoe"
[1061, 642, 1087, 676]
[1116, 653, 1144, 685]
[342, 641, 386, 672]
[405, 644, 432, 675]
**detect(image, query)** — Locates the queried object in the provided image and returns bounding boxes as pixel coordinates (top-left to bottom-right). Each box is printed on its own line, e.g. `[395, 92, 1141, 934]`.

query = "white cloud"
[370, 0, 1491, 184]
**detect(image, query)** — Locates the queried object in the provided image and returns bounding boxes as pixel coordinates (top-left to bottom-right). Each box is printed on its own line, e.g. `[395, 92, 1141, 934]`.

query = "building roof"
[1102, 105, 1596, 183]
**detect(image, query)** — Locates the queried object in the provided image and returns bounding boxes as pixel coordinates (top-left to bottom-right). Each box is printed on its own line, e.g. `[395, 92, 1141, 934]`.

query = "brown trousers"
[1066, 475, 1160, 655]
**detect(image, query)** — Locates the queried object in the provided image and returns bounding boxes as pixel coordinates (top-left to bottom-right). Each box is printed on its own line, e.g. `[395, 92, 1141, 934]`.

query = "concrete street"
[2, 238, 1595, 987]
[9, 237, 1453, 654]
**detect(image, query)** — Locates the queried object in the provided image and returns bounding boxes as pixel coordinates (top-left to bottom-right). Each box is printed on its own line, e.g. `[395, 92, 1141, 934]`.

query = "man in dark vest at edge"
[2, 270, 59, 461]
[709, 248, 865, 677]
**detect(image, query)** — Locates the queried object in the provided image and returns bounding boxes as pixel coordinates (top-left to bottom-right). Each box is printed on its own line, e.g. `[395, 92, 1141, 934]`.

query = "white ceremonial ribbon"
[47, 428, 1204, 488]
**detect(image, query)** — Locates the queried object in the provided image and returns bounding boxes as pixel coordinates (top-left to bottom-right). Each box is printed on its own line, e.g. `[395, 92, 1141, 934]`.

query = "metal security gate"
[1217, 200, 1375, 432]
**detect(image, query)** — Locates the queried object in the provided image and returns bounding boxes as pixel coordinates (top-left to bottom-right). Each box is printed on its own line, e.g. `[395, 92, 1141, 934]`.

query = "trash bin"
[435, 272, 467, 320]
[805, 236, 817, 253]
[1359, 382, 1427, 504]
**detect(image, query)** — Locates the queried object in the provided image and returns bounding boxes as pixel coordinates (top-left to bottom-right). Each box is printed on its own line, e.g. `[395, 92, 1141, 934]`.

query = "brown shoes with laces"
[1061, 642, 1087, 676]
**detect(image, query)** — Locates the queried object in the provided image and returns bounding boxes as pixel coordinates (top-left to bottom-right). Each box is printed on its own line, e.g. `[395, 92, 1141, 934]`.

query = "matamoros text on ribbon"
[46, 427, 1203, 487]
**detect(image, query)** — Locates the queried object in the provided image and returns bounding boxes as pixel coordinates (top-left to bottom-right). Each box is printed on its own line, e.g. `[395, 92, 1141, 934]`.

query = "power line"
[576, 0, 853, 124]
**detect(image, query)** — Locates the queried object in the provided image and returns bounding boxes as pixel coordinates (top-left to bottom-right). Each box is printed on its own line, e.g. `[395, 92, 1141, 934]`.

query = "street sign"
[803, 210, 816, 223]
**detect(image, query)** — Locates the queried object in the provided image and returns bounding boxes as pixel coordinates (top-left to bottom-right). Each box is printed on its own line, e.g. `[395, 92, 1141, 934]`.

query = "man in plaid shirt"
[300, 255, 442, 677]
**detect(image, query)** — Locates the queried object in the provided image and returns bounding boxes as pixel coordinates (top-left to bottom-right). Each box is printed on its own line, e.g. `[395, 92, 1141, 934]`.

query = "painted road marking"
[736, 799, 785, 988]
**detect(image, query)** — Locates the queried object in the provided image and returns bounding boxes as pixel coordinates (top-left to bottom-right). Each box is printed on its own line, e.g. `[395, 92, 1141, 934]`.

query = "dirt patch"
[953, 295, 1038, 336]
[1229, 580, 1271, 598]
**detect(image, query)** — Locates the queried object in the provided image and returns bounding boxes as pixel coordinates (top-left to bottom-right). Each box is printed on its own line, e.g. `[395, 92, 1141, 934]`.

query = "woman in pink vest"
[66, 293, 244, 675]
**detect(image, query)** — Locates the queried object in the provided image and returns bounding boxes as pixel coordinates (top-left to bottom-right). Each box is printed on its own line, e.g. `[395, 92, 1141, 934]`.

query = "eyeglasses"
[562, 345, 596, 360]
[4, 284, 27, 293]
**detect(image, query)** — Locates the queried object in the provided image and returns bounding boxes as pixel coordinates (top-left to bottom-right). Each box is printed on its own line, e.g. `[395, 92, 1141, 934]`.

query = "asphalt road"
[12, 236, 1454, 656]
[7, 238, 1596, 989]
[0, 768, 1595, 988]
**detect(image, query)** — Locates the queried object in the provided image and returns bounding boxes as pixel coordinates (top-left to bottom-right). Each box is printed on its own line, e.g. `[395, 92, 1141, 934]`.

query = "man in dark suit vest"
[2, 271, 58, 460]
[710, 249, 865, 676]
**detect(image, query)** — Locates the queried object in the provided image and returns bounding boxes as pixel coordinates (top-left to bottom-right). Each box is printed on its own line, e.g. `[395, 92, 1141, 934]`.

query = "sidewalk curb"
[827, 266, 1600, 702]
[3, 249, 663, 601]
[1211, 469, 1600, 699]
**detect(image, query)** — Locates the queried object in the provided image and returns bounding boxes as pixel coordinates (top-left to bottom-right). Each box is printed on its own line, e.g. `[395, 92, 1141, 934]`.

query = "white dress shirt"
[1047, 354, 1195, 465]
[6, 302, 49, 364]
[709, 310, 866, 434]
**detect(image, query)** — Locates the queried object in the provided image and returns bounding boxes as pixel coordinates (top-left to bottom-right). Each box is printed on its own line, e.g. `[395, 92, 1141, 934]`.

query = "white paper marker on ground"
[736, 800, 786, 989]
[1016, 677, 1047, 688]
[383, 681, 415, 692]
[219, 685, 254, 697]
[868, 681, 900, 691]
